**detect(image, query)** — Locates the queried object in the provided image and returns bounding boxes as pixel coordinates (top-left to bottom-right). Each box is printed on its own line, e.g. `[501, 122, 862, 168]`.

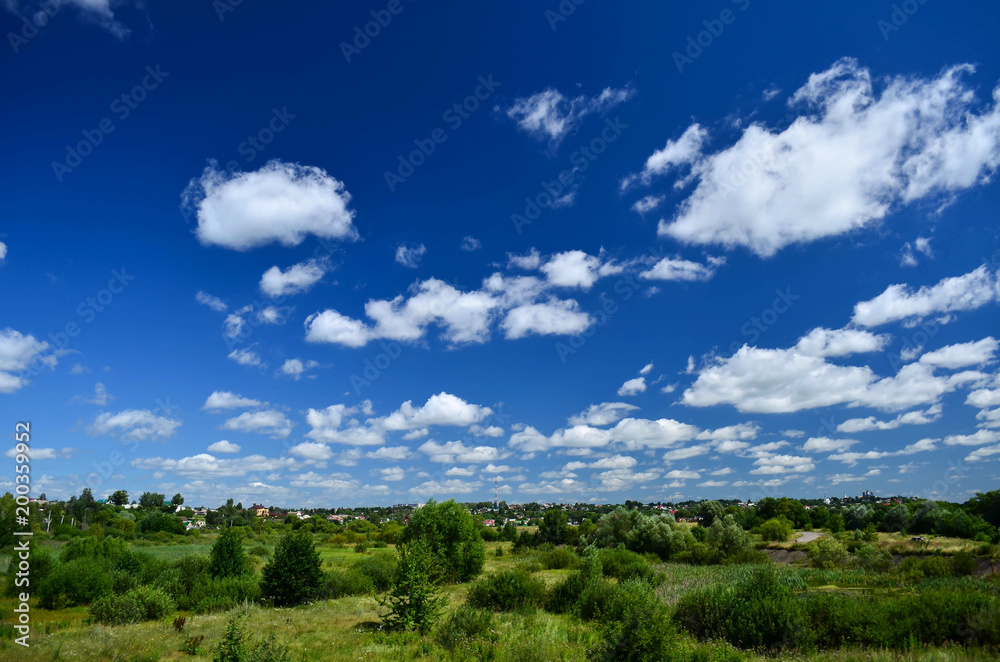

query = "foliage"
[378, 542, 445, 634]
[401, 499, 485, 582]
[756, 517, 793, 542]
[674, 567, 803, 651]
[589, 580, 678, 662]
[435, 605, 498, 651]
[466, 569, 548, 612]
[89, 585, 176, 624]
[537, 508, 570, 545]
[319, 569, 374, 599]
[139, 492, 166, 509]
[139, 513, 187, 535]
[587, 507, 692, 560]
[213, 614, 293, 662]
[351, 551, 397, 592]
[595, 547, 662, 585]
[260, 530, 323, 607]
[538, 546, 580, 570]
[808, 538, 849, 569]
[210, 528, 250, 579]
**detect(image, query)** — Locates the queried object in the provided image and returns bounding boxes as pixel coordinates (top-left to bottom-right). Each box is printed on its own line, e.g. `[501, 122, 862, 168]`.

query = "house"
[250, 503, 270, 518]
[483, 519, 496, 526]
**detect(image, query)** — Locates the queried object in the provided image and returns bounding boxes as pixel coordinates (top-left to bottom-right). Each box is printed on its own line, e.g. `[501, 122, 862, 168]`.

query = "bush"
[90, 586, 176, 624]
[590, 580, 677, 662]
[596, 547, 662, 585]
[213, 614, 293, 662]
[539, 546, 579, 570]
[466, 569, 548, 612]
[38, 558, 115, 609]
[808, 538, 849, 569]
[320, 569, 374, 599]
[852, 543, 892, 572]
[436, 606, 498, 651]
[548, 554, 602, 615]
[210, 529, 250, 578]
[757, 518, 793, 542]
[674, 567, 803, 651]
[401, 499, 485, 583]
[587, 507, 692, 560]
[378, 542, 445, 634]
[352, 551, 397, 592]
[190, 576, 260, 613]
[260, 530, 322, 607]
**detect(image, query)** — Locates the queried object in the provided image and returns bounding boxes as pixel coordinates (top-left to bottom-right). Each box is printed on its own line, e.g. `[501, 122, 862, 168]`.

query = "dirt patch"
[766, 549, 807, 564]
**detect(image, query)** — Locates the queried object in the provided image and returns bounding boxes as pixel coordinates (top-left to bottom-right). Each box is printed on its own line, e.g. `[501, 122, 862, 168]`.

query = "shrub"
[757, 518, 793, 542]
[210, 529, 250, 578]
[587, 507, 692, 560]
[378, 542, 445, 634]
[90, 586, 176, 624]
[674, 567, 803, 651]
[213, 615, 293, 662]
[852, 543, 892, 572]
[191, 576, 260, 614]
[260, 530, 322, 607]
[401, 499, 485, 583]
[590, 580, 677, 662]
[38, 558, 115, 609]
[319, 569, 374, 599]
[466, 569, 548, 612]
[808, 538, 849, 569]
[548, 554, 602, 615]
[436, 606, 498, 651]
[539, 546, 579, 570]
[951, 550, 977, 576]
[597, 547, 662, 585]
[352, 552, 397, 592]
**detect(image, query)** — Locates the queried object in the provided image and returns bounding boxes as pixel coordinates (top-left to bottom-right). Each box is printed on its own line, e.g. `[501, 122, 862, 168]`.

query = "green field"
[2, 533, 998, 662]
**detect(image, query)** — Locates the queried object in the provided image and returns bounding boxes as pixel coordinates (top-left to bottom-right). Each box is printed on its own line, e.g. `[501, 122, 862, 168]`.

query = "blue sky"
[2, 0, 1000, 508]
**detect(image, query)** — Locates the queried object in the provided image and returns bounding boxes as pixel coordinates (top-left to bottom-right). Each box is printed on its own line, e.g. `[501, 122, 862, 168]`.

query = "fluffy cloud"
[395, 243, 427, 268]
[227, 348, 264, 367]
[633, 60, 1000, 256]
[203, 391, 262, 410]
[133, 454, 297, 478]
[195, 291, 227, 312]
[260, 259, 328, 297]
[88, 409, 181, 441]
[72, 382, 111, 406]
[221, 410, 293, 438]
[0, 328, 57, 393]
[305, 402, 383, 446]
[617, 377, 646, 396]
[918, 338, 998, 370]
[183, 161, 357, 250]
[540, 250, 622, 290]
[506, 86, 632, 144]
[751, 454, 816, 475]
[4, 0, 135, 38]
[837, 405, 941, 432]
[0, 241, 6, 260]
[639, 257, 720, 282]
[460, 236, 482, 251]
[682, 327, 974, 414]
[280, 358, 318, 379]
[410, 479, 482, 496]
[631, 195, 665, 214]
[568, 402, 640, 426]
[802, 437, 860, 453]
[383, 392, 491, 430]
[3, 447, 75, 460]
[207, 440, 241, 453]
[501, 299, 591, 339]
[852, 266, 1000, 327]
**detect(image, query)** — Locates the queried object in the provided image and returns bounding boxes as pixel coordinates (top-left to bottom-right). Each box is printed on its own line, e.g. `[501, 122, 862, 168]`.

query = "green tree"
[260, 530, 322, 607]
[209, 528, 249, 578]
[882, 504, 910, 533]
[378, 542, 444, 634]
[108, 490, 129, 506]
[699, 500, 725, 527]
[401, 500, 484, 582]
[757, 517, 793, 542]
[538, 508, 569, 545]
[171, 493, 184, 507]
[139, 492, 165, 509]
